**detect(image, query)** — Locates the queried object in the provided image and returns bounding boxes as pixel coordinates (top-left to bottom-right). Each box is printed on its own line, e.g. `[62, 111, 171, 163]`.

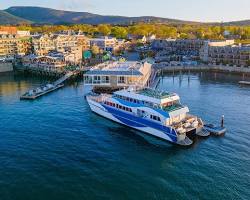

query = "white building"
[84, 61, 152, 88]
[90, 36, 117, 52]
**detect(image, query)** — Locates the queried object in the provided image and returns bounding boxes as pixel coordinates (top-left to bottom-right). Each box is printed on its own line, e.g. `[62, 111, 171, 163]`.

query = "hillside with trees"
[16, 23, 250, 41]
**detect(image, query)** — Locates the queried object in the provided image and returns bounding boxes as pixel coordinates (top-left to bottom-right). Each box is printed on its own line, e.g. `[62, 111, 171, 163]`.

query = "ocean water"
[0, 72, 250, 200]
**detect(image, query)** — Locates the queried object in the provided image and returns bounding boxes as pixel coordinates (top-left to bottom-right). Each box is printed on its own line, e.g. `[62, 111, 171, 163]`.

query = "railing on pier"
[54, 71, 74, 86]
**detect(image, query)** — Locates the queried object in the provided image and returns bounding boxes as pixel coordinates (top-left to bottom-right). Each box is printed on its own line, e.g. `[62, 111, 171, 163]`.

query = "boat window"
[116, 103, 133, 113]
[150, 115, 161, 122]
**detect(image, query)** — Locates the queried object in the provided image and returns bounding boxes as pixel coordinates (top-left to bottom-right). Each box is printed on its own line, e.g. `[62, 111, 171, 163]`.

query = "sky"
[1, 0, 250, 22]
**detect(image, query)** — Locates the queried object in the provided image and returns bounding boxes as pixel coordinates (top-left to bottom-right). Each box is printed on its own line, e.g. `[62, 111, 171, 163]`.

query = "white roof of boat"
[114, 88, 180, 105]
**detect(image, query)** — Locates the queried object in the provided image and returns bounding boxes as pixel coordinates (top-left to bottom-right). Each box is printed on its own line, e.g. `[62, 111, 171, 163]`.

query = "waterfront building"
[199, 40, 235, 62]
[23, 54, 66, 72]
[0, 33, 32, 58]
[151, 39, 205, 61]
[207, 45, 250, 67]
[84, 61, 152, 89]
[32, 33, 89, 56]
[199, 40, 250, 67]
[151, 39, 204, 52]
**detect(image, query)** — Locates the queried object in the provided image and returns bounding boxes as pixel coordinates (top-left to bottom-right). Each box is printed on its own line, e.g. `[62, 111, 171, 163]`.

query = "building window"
[118, 76, 125, 84]
[101, 76, 110, 84]
[93, 76, 101, 84]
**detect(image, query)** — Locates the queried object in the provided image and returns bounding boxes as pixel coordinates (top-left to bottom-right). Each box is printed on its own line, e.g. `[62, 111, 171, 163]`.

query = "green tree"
[97, 24, 111, 36]
[111, 26, 128, 38]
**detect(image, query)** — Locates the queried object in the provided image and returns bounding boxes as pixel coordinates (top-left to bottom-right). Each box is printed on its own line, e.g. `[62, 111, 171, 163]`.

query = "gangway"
[54, 71, 74, 85]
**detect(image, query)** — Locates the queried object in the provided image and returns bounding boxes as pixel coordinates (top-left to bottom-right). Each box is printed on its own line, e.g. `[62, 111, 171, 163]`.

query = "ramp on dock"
[148, 69, 161, 89]
[54, 72, 74, 85]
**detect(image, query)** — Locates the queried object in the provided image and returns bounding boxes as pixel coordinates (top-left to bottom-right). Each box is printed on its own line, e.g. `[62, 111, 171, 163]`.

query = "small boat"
[204, 124, 226, 136]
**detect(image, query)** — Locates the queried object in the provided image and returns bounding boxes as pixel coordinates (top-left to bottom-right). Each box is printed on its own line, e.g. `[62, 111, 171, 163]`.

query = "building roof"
[0, 26, 17, 34]
[86, 70, 142, 76]
[85, 61, 146, 76]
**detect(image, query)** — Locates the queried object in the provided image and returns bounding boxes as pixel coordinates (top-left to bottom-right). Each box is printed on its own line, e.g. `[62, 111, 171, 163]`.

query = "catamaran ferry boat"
[86, 87, 205, 146]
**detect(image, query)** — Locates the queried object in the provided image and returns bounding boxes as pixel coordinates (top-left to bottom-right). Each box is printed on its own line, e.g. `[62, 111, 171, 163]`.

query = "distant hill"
[1, 6, 250, 26]
[222, 20, 250, 26]
[4, 6, 198, 25]
[0, 10, 30, 24]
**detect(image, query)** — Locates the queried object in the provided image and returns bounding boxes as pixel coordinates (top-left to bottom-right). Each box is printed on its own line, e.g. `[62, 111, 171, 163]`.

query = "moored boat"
[86, 87, 204, 146]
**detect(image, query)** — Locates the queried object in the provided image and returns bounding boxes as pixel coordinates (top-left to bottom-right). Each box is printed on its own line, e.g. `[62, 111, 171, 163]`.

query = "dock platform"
[20, 71, 74, 100]
[20, 84, 64, 100]
[239, 81, 250, 85]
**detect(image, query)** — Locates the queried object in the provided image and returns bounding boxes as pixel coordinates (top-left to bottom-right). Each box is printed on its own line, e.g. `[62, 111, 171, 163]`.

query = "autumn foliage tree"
[16, 23, 250, 41]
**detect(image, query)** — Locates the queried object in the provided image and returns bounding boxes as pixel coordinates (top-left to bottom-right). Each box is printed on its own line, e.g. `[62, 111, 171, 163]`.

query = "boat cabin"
[112, 88, 190, 126]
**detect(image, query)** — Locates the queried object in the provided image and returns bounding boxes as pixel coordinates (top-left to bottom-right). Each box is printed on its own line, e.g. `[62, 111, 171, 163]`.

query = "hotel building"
[0, 27, 32, 57]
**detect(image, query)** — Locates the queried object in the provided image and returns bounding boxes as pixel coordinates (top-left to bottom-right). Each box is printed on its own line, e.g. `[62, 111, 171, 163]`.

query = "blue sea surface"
[0, 72, 250, 200]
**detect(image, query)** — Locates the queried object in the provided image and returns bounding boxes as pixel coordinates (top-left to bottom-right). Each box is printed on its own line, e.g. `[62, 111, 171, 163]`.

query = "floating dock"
[239, 81, 250, 85]
[20, 72, 74, 100]
[20, 84, 64, 100]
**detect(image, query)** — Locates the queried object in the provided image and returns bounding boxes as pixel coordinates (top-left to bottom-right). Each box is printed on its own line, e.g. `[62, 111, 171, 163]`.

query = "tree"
[179, 33, 188, 39]
[111, 26, 128, 38]
[97, 24, 111, 36]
